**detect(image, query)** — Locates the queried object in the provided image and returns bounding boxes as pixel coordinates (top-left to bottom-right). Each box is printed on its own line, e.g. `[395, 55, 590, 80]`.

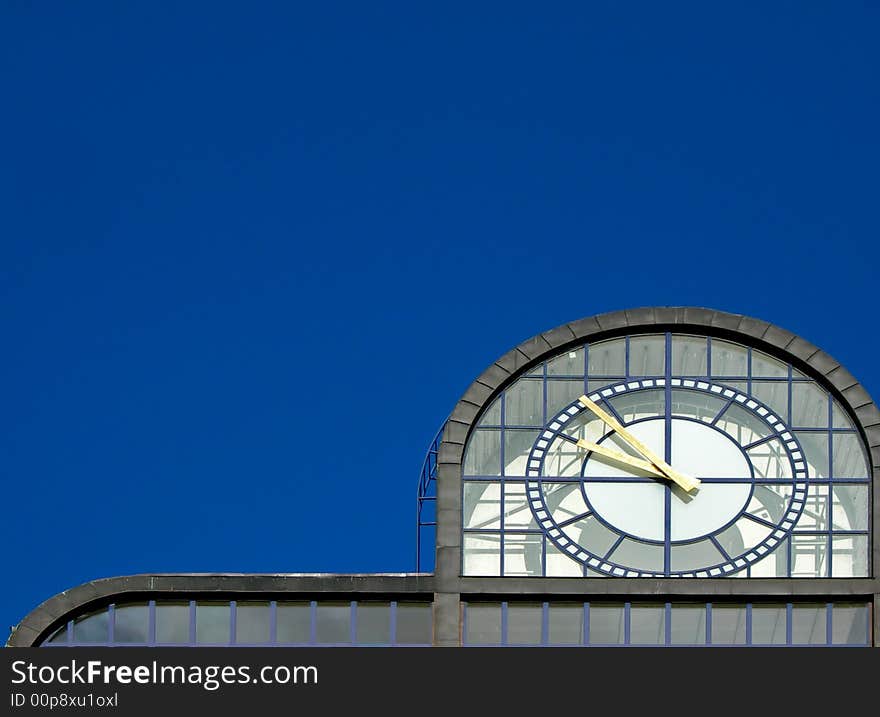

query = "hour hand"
[575, 439, 669, 480]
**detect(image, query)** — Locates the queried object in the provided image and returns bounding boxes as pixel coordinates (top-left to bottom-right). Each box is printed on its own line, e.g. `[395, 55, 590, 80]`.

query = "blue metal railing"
[416, 419, 447, 572]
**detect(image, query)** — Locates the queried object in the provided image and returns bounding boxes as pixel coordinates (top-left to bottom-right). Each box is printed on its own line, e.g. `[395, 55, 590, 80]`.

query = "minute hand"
[577, 395, 701, 492]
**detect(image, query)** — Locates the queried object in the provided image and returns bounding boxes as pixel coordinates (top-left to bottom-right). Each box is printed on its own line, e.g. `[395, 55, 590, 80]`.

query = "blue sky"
[2, 3, 878, 634]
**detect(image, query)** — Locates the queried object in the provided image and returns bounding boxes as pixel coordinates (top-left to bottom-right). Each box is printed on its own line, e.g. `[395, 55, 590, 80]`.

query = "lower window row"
[463, 601, 871, 646]
[43, 600, 433, 646]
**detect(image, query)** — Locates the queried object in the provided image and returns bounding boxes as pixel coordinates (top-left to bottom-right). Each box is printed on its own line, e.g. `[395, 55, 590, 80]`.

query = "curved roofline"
[6, 573, 434, 647]
[434, 306, 880, 610]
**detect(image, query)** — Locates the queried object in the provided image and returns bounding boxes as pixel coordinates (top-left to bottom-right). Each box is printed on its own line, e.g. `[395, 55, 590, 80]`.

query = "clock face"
[461, 332, 871, 579]
[525, 379, 808, 577]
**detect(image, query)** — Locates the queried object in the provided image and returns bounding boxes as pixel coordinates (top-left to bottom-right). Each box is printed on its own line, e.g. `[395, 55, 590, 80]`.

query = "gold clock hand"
[577, 394, 701, 492]
[575, 439, 669, 480]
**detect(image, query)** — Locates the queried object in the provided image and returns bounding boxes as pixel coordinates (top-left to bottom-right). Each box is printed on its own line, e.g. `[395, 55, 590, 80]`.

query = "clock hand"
[577, 395, 701, 492]
[575, 439, 670, 480]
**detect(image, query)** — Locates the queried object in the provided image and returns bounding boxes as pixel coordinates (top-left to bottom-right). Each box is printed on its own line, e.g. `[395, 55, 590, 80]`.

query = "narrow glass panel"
[546, 379, 585, 418]
[710, 605, 746, 644]
[196, 602, 230, 644]
[609, 538, 664, 572]
[630, 604, 665, 645]
[716, 403, 772, 446]
[670, 540, 723, 572]
[463, 534, 501, 576]
[478, 397, 501, 426]
[503, 429, 540, 476]
[711, 340, 748, 377]
[589, 603, 625, 645]
[717, 515, 773, 557]
[793, 485, 829, 530]
[545, 541, 583, 577]
[831, 535, 869, 577]
[794, 432, 829, 478]
[356, 602, 391, 645]
[751, 351, 788, 378]
[114, 604, 149, 644]
[463, 482, 501, 529]
[395, 603, 432, 645]
[562, 514, 619, 558]
[549, 603, 583, 645]
[832, 403, 855, 430]
[276, 602, 310, 644]
[832, 485, 869, 531]
[505, 379, 543, 426]
[791, 383, 828, 428]
[751, 381, 789, 424]
[507, 603, 542, 645]
[503, 482, 538, 529]
[791, 604, 826, 645]
[606, 388, 664, 422]
[749, 538, 789, 577]
[670, 389, 728, 422]
[235, 602, 270, 644]
[673, 335, 708, 376]
[547, 347, 584, 376]
[831, 603, 869, 645]
[463, 429, 501, 476]
[466, 603, 502, 645]
[543, 482, 590, 523]
[832, 434, 869, 478]
[628, 335, 665, 376]
[747, 484, 792, 523]
[155, 603, 190, 644]
[747, 438, 793, 479]
[316, 603, 350, 644]
[751, 604, 787, 645]
[73, 610, 109, 643]
[790, 534, 828, 578]
[45, 624, 68, 644]
[670, 604, 706, 645]
[588, 338, 626, 376]
[503, 533, 543, 576]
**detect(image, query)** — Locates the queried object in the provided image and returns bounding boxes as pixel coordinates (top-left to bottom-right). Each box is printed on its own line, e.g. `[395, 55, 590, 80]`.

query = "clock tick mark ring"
[525, 378, 809, 578]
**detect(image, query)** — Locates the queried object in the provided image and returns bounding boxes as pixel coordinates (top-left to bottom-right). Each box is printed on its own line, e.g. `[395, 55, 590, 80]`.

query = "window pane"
[832, 485, 869, 531]
[316, 603, 350, 644]
[155, 603, 190, 644]
[356, 602, 390, 645]
[831, 535, 869, 577]
[505, 379, 543, 426]
[588, 339, 625, 376]
[478, 397, 501, 425]
[507, 603, 542, 645]
[545, 541, 583, 577]
[503, 482, 537, 529]
[547, 379, 585, 418]
[45, 624, 68, 644]
[832, 603, 869, 645]
[751, 381, 789, 423]
[547, 348, 584, 376]
[609, 538, 664, 572]
[606, 388, 664, 422]
[749, 538, 789, 577]
[751, 604, 787, 645]
[673, 335, 708, 376]
[628, 335, 665, 376]
[463, 482, 501, 529]
[395, 603, 432, 645]
[791, 383, 828, 427]
[791, 604, 826, 645]
[670, 540, 723, 572]
[832, 434, 868, 478]
[73, 610, 109, 643]
[630, 604, 665, 645]
[463, 533, 500, 576]
[711, 340, 747, 377]
[795, 432, 829, 478]
[589, 603, 625, 645]
[114, 604, 149, 644]
[235, 602, 270, 644]
[503, 533, 543, 576]
[463, 429, 501, 476]
[549, 604, 583, 645]
[670, 389, 728, 422]
[196, 602, 230, 644]
[671, 604, 706, 645]
[276, 602, 310, 644]
[791, 534, 828, 578]
[711, 605, 746, 645]
[466, 603, 501, 645]
[751, 351, 788, 378]
[504, 429, 540, 476]
[793, 485, 829, 530]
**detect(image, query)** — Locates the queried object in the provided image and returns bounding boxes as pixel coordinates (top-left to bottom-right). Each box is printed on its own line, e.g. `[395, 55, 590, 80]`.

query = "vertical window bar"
[706, 603, 712, 645]
[625, 335, 631, 378]
[786, 603, 793, 646]
[583, 343, 589, 394]
[542, 357, 548, 424]
[706, 336, 712, 376]
[746, 603, 752, 646]
[541, 602, 549, 646]
[461, 602, 468, 646]
[501, 602, 508, 645]
[230, 601, 237, 646]
[148, 600, 156, 646]
[65, 619, 73, 645]
[664, 331, 672, 576]
[583, 602, 590, 646]
[827, 393, 834, 577]
[624, 602, 631, 645]
[541, 535, 547, 578]
[309, 601, 317, 645]
[390, 601, 397, 646]
[108, 604, 115, 645]
[499, 393, 506, 578]
[350, 601, 357, 645]
[665, 602, 671, 646]
[747, 348, 752, 397]
[269, 601, 277, 645]
[826, 603, 833, 647]
[188, 600, 196, 646]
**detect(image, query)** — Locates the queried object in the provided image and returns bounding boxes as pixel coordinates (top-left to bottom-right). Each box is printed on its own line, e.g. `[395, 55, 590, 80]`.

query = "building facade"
[7, 308, 879, 647]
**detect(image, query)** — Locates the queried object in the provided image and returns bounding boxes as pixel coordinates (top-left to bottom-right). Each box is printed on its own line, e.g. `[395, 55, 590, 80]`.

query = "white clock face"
[526, 380, 807, 577]
[461, 332, 871, 579]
